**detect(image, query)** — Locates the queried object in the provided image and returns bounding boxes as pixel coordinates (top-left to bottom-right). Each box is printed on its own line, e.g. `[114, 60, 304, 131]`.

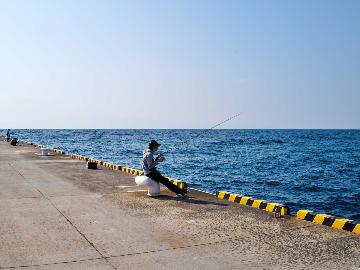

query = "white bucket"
[135, 175, 160, 197]
[41, 148, 49, 156]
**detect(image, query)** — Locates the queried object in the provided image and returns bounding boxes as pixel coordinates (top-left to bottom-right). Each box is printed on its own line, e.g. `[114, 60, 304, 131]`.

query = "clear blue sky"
[1, 0, 359, 128]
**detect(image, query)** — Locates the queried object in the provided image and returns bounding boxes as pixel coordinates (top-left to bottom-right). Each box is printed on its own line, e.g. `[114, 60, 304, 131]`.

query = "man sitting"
[142, 140, 188, 198]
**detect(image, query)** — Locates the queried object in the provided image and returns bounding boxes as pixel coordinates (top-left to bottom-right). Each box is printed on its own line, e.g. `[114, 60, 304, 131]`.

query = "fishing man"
[142, 140, 188, 198]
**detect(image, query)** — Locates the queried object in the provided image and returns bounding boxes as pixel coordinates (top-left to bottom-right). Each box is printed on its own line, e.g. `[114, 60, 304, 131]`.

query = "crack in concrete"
[0, 237, 232, 269]
[7, 162, 118, 270]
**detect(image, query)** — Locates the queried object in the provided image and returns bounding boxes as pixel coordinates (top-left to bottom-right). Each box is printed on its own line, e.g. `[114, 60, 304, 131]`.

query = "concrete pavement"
[0, 140, 359, 269]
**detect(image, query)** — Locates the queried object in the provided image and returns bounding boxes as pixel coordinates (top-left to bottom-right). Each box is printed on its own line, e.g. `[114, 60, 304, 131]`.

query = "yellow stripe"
[265, 203, 278, 213]
[313, 214, 331, 224]
[353, 224, 360, 235]
[281, 207, 288, 216]
[296, 210, 311, 220]
[217, 191, 228, 199]
[239, 196, 251, 205]
[229, 193, 238, 202]
[332, 219, 351, 230]
[252, 200, 265, 208]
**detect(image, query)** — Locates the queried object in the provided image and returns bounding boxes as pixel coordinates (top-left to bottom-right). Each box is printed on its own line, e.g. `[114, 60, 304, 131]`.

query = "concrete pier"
[0, 140, 359, 269]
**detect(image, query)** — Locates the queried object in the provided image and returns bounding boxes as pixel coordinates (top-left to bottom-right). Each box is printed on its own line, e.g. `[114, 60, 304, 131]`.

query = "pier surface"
[0, 141, 359, 269]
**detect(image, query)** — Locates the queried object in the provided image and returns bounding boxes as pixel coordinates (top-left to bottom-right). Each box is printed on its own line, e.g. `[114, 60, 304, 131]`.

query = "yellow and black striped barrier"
[168, 178, 188, 190]
[120, 166, 143, 176]
[296, 210, 360, 235]
[216, 191, 290, 217]
[22, 140, 187, 191]
[70, 154, 89, 161]
[33, 143, 44, 148]
[70, 154, 188, 190]
[50, 148, 65, 155]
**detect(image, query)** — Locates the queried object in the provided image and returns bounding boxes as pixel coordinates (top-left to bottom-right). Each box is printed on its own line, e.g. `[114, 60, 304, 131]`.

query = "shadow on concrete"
[153, 195, 228, 207]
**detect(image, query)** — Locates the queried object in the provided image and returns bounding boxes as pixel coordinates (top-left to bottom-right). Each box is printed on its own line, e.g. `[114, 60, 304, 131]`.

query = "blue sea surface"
[5, 129, 360, 221]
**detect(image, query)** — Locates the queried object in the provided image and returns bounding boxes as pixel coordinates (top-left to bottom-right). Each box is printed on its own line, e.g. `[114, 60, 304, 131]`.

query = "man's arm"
[144, 153, 161, 170]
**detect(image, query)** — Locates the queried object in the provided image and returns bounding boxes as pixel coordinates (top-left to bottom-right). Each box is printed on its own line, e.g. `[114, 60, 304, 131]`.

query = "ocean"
[5, 129, 360, 221]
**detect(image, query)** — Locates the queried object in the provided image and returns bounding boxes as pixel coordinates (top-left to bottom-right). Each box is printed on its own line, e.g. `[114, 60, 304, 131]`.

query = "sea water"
[5, 129, 360, 221]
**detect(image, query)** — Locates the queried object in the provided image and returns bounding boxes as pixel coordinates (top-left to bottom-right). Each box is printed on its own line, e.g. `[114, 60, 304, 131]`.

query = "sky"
[0, 0, 359, 129]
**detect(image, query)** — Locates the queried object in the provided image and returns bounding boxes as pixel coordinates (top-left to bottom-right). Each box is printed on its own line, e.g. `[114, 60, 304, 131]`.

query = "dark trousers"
[146, 170, 184, 194]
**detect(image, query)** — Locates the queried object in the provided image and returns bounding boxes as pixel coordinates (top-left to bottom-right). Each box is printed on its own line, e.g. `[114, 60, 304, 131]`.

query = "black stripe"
[223, 193, 230, 200]
[283, 206, 290, 215]
[246, 199, 254, 206]
[342, 221, 357, 232]
[259, 202, 268, 210]
[234, 196, 241, 203]
[216, 192, 220, 197]
[322, 217, 335, 227]
[304, 212, 316, 222]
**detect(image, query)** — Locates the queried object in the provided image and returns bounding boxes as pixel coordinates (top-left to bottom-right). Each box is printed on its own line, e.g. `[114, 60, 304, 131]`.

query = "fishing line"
[159, 113, 243, 157]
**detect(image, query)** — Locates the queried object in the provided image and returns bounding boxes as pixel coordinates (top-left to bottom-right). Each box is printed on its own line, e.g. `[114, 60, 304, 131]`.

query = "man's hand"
[156, 154, 165, 162]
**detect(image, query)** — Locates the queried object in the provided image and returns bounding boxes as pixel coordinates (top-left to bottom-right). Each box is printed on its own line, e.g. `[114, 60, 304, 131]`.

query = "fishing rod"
[159, 113, 243, 156]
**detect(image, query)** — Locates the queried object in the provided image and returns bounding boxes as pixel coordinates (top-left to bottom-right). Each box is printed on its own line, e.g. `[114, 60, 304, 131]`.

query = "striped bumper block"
[121, 166, 143, 176]
[297, 210, 360, 235]
[70, 154, 88, 161]
[168, 178, 188, 190]
[216, 191, 290, 216]
[33, 144, 44, 148]
[50, 149, 65, 155]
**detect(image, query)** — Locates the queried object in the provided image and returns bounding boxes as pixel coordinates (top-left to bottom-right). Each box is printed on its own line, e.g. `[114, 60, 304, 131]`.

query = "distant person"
[5, 129, 10, 142]
[142, 140, 188, 198]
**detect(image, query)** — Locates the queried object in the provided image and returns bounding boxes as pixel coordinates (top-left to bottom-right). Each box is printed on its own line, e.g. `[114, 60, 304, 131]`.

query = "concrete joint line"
[7, 162, 118, 270]
[0, 236, 236, 269]
[0, 257, 105, 270]
[107, 236, 238, 259]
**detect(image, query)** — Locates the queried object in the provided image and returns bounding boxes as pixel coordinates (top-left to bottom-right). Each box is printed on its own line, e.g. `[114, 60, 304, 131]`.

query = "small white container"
[41, 148, 49, 156]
